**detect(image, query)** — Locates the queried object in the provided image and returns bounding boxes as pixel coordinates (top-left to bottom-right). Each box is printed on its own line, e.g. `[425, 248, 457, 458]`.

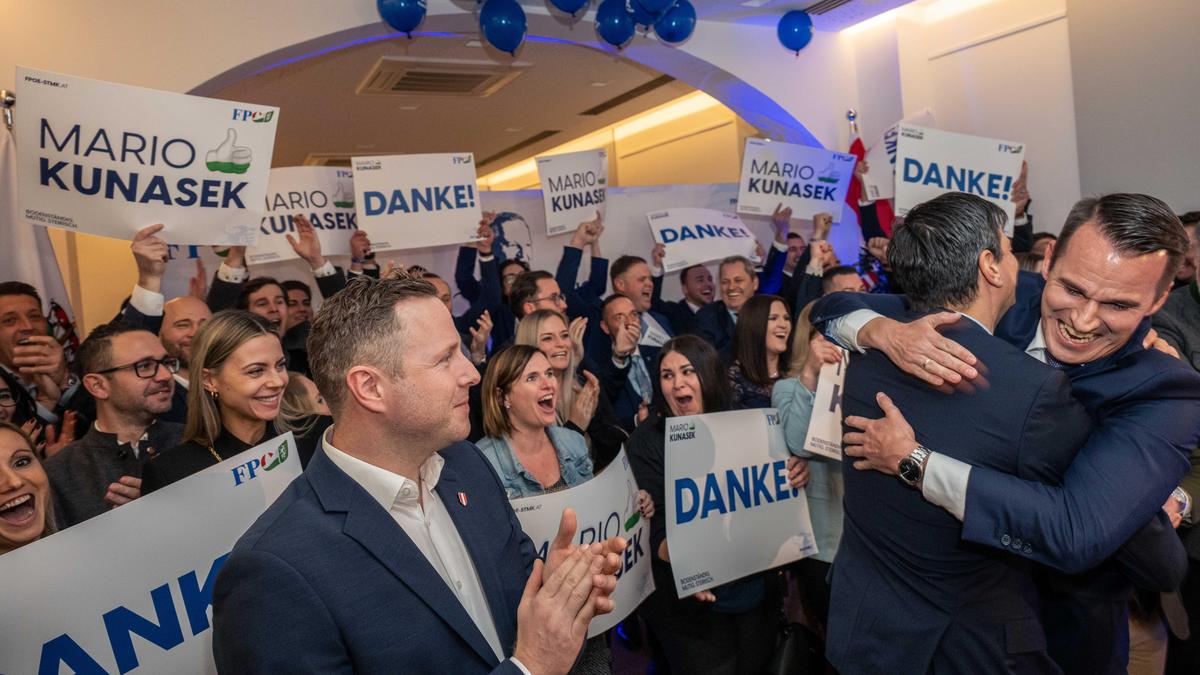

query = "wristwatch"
[898, 445, 932, 488]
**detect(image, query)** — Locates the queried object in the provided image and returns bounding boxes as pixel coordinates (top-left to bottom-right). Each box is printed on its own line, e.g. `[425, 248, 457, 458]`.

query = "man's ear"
[750, 274, 760, 293]
[345, 365, 388, 414]
[979, 249, 1003, 289]
[599, 319, 612, 337]
[1040, 240, 1056, 280]
[82, 373, 109, 400]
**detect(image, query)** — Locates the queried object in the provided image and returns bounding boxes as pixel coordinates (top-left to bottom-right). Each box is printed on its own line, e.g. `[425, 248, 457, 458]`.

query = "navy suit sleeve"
[213, 549, 354, 674]
[1012, 213, 1033, 253]
[1012, 370, 1090, 485]
[757, 244, 786, 295]
[314, 268, 347, 300]
[809, 290, 907, 331]
[1110, 512, 1188, 591]
[962, 368, 1198, 574]
[206, 273, 242, 312]
[456, 257, 503, 334]
[455, 246, 483, 304]
[120, 303, 163, 334]
[586, 255, 609, 298]
[556, 246, 600, 319]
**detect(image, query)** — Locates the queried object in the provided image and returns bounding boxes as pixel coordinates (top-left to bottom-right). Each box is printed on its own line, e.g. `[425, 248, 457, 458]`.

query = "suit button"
[1012, 537, 1022, 549]
[1022, 544, 1032, 554]
[1001, 534, 1011, 546]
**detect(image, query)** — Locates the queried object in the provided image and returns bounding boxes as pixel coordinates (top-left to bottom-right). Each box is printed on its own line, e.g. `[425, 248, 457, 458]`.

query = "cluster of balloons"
[593, 0, 696, 48]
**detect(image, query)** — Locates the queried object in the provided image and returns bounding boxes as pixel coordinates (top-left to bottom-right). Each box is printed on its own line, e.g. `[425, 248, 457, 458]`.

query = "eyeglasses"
[533, 293, 566, 305]
[0, 390, 14, 408]
[95, 357, 182, 379]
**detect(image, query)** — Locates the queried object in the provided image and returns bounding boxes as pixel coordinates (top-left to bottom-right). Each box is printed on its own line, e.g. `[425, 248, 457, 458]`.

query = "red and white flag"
[845, 130, 897, 239]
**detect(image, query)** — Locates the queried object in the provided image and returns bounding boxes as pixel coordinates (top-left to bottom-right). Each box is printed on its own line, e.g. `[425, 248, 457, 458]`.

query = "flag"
[845, 131, 897, 240]
[0, 127, 79, 362]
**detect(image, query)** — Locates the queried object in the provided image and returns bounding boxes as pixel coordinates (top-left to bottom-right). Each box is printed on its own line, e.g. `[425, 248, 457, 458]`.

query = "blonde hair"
[514, 309, 577, 426]
[183, 311, 280, 447]
[480, 345, 542, 439]
[278, 372, 321, 435]
[787, 300, 818, 376]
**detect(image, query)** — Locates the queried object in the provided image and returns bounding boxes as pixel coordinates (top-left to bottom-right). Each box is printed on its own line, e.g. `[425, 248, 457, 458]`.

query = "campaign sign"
[894, 125, 1025, 233]
[536, 149, 607, 236]
[665, 409, 818, 597]
[737, 138, 856, 222]
[647, 208, 757, 273]
[247, 166, 357, 265]
[803, 346, 850, 461]
[0, 433, 299, 674]
[15, 66, 278, 245]
[510, 449, 655, 637]
[861, 109, 935, 201]
[352, 153, 481, 251]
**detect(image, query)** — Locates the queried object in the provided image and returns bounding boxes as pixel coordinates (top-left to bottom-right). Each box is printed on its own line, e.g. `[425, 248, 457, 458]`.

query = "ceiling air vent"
[357, 57, 527, 97]
[580, 75, 676, 116]
[804, 0, 854, 15]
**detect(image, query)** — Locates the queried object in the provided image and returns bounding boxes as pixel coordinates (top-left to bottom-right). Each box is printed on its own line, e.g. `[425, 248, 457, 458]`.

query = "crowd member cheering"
[0, 281, 86, 432]
[43, 323, 182, 529]
[599, 295, 657, 431]
[514, 309, 626, 470]
[141, 311, 326, 493]
[649, 255, 713, 336]
[456, 213, 526, 348]
[555, 212, 610, 323]
[157, 296, 211, 423]
[281, 280, 313, 331]
[694, 256, 759, 362]
[727, 294, 792, 409]
[0, 423, 56, 556]
[627, 335, 799, 675]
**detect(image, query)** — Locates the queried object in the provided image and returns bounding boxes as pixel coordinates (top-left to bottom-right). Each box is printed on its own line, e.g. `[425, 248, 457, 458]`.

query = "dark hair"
[480, 344, 544, 438]
[821, 265, 860, 294]
[236, 277, 284, 310]
[610, 255, 647, 285]
[280, 280, 311, 299]
[1031, 232, 1058, 244]
[1178, 211, 1200, 227]
[307, 274, 437, 415]
[0, 282, 42, 305]
[1052, 194, 1188, 294]
[76, 321, 150, 374]
[601, 293, 635, 319]
[786, 232, 805, 241]
[888, 192, 1006, 312]
[654, 335, 732, 418]
[1014, 251, 1044, 273]
[678, 264, 708, 285]
[731, 295, 791, 387]
[508, 270, 554, 319]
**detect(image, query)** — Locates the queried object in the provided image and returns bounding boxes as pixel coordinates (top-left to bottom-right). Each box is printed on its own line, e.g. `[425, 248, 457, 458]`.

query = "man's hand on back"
[859, 314, 979, 386]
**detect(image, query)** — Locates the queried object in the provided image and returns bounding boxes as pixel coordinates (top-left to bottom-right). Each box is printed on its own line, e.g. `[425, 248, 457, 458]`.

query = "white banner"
[536, 149, 607, 236]
[0, 433, 300, 674]
[353, 153, 481, 251]
[665, 409, 818, 597]
[646, 208, 757, 273]
[803, 347, 849, 461]
[15, 66, 278, 245]
[510, 449, 654, 638]
[894, 125, 1025, 234]
[247, 166, 357, 265]
[737, 138, 856, 222]
[861, 109, 935, 201]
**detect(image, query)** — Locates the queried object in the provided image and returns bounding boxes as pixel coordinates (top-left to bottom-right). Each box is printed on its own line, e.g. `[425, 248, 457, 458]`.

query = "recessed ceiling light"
[356, 143, 377, 150]
[465, 39, 484, 48]
[589, 81, 609, 87]
[504, 126, 524, 133]
[740, 0, 772, 6]
[398, 105, 420, 111]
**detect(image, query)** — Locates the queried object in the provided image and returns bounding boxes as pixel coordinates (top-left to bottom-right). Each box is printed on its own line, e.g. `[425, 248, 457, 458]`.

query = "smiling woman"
[0, 423, 55, 556]
[141, 311, 329, 494]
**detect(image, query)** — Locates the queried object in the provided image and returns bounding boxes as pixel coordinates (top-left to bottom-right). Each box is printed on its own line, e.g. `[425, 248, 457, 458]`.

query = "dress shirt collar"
[321, 426, 445, 512]
[686, 299, 704, 314]
[1026, 321, 1049, 363]
[173, 373, 190, 390]
[954, 311, 993, 335]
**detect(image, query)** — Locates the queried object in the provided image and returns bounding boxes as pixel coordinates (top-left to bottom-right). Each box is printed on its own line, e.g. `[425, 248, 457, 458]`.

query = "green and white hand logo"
[333, 182, 354, 208]
[206, 128, 253, 174]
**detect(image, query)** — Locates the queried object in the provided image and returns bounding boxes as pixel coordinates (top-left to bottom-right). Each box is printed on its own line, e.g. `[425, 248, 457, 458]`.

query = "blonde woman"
[143, 311, 328, 493]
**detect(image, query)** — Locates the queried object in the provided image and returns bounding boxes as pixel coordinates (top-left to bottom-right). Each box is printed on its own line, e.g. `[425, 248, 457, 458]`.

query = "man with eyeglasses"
[43, 322, 183, 529]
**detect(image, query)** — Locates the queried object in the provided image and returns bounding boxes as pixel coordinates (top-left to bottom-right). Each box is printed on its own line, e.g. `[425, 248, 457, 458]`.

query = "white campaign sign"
[737, 138, 856, 222]
[647, 208, 757, 273]
[803, 347, 850, 460]
[353, 153, 481, 251]
[894, 125, 1025, 234]
[247, 166, 357, 265]
[861, 109, 935, 201]
[0, 433, 300, 674]
[665, 409, 818, 597]
[536, 149, 607, 236]
[510, 450, 655, 637]
[15, 66, 278, 245]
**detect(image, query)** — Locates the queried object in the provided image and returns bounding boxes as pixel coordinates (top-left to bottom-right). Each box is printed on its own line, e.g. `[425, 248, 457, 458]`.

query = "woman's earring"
[208, 389, 219, 399]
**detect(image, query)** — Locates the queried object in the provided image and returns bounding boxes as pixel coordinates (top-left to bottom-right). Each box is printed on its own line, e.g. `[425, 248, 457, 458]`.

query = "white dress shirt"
[321, 429, 527, 671]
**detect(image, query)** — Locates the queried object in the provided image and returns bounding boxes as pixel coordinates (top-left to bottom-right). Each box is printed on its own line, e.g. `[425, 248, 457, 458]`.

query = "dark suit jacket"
[694, 300, 737, 363]
[650, 275, 700, 336]
[827, 313, 1092, 674]
[212, 442, 535, 674]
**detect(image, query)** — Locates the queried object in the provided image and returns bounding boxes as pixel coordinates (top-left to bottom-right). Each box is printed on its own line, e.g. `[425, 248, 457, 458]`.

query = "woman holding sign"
[477, 344, 653, 673]
[728, 294, 793, 409]
[0, 422, 56, 555]
[627, 335, 803, 675]
[142, 312, 328, 493]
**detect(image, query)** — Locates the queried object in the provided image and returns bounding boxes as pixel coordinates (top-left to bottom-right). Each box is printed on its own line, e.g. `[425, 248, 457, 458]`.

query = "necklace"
[207, 446, 223, 463]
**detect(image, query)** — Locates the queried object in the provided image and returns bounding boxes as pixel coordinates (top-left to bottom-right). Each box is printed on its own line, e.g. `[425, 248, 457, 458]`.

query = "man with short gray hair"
[694, 255, 760, 361]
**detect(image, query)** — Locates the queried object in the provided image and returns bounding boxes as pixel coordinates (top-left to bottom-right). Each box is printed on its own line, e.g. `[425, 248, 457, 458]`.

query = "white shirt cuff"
[130, 284, 164, 317]
[217, 262, 248, 283]
[826, 309, 880, 353]
[921, 452, 971, 521]
[509, 657, 533, 675]
[772, 240, 788, 253]
[805, 258, 824, 276]
[478, 253, 495, 263]
[652, 266, 663, 278]
[311, 260, 337, 278]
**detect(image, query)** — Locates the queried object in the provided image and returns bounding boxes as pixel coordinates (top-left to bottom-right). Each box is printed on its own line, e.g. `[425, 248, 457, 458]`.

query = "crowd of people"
[1, 178, 1199, 675]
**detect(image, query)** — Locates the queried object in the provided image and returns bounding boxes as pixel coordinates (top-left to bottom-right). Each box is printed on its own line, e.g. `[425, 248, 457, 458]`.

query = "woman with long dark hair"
[728, 294, 792, 409]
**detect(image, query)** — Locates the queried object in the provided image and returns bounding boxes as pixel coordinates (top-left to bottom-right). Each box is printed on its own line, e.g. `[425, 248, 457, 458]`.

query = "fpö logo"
[231, 439, 290, 486]
[231, 108, 275, 123]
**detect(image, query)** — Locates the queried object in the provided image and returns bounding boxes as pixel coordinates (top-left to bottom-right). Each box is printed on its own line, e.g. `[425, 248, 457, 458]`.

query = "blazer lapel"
[435, 464, 518, 651]
[306, 450, 501, 667]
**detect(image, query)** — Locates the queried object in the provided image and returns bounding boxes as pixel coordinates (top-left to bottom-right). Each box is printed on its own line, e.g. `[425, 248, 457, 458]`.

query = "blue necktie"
[629, 352, 653, 404]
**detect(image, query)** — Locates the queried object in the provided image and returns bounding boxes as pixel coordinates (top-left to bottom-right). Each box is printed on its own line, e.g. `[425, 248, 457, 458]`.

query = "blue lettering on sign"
[674, 460, 800, 524]
[39, 159, 248, 209]
[745, 178, 837, 201]
[37, 554, 229, 675]
[549, 189, 605, 213]
[363, 185, 477, 216]
[658, 224, 750, 244]
[901, 159, 1014, 200]
[259, 212, 357, 235]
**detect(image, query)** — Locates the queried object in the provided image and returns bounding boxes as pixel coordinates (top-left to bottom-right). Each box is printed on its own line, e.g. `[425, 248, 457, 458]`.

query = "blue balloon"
[596, 0, 636, 48]
[376, 0, 427, 37]
[777, 10, 814, 53]
[654, 0, 695, 44]
[627, 0, 660, 27]
[550, 0, 590, 15]
[480, 0, 527, 55]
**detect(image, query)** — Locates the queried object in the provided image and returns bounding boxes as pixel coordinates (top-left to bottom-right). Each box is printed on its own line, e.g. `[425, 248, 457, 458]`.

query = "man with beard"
[43, 322, 182, 528]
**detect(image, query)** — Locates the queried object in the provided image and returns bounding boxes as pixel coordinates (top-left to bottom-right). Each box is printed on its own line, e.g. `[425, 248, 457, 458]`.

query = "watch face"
[898, 458, 920, 484]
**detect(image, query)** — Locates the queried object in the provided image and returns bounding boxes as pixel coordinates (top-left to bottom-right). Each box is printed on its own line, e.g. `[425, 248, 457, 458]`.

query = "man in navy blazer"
[826, 193, 1094, 673]
[818, 193, 1200, 674]
[212, 274, 624, 674]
